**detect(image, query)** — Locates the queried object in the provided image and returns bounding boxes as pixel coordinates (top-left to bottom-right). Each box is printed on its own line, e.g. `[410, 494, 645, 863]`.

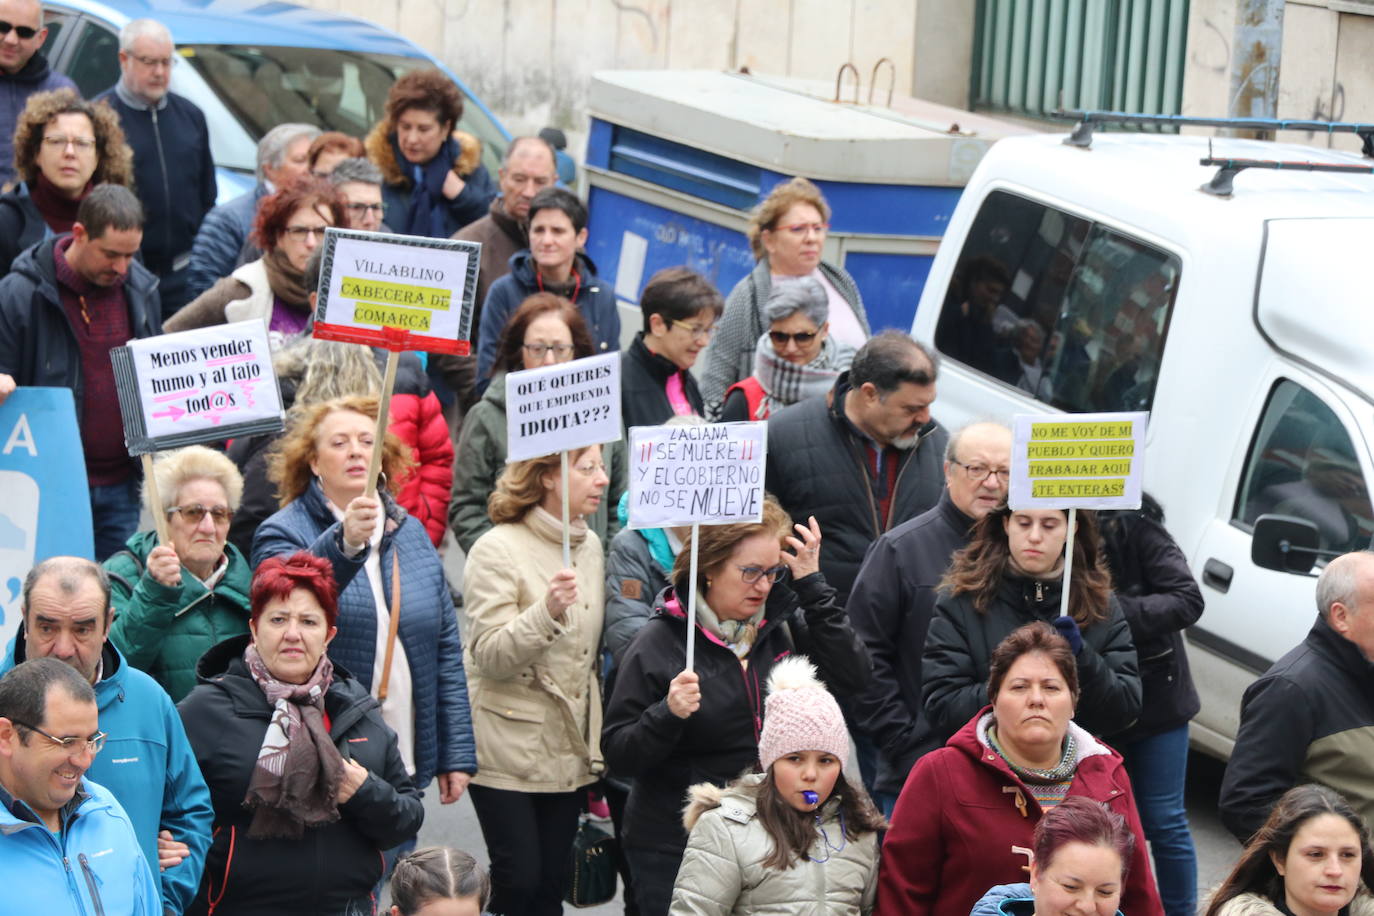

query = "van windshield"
[180, 44, 507, 174]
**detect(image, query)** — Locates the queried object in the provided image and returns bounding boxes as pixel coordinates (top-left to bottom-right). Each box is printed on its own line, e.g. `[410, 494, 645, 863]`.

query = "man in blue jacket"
[0, 0, 76, 188]
[2, 557, 212, 916]
[98, 18, 216, 318]
[0, 656, 161, 915]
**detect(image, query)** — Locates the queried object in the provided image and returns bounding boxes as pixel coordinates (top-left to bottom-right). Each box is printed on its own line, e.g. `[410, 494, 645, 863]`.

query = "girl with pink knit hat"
[669, 655, 886, 915]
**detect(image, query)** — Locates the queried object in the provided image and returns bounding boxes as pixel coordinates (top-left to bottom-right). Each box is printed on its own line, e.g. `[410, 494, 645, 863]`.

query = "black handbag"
[564, 814, 618, 907]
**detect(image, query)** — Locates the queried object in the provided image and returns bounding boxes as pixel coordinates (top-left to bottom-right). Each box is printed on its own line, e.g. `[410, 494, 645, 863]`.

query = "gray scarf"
[751, 332, 854, 418]
[694, 589, 766, 660]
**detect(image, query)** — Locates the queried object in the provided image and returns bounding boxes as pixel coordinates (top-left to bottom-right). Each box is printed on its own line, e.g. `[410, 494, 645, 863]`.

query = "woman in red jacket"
[877, 622, 1163, 916]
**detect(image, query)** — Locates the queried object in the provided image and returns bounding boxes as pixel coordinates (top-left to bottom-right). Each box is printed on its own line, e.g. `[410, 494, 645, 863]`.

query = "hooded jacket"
[765, 375, 948, 603]
[971, 883, 1127, 916]
[0, 50, 75, 188]
[474, 249, 620, 382]
[449, 372, 625, 553]
[670, 774, 879, 916]
[1, 636, 214, 915]
[364, 123, 496, 238]
[104, 528, 254, 702]
[252, 480, 477, 787]
[0, 235, 162, 418]
[178, 634, 424, 916]
[1209, 892, 1374, 916]
[621, 331, 706, 428]
[922, 572, 1141, 745]
[0, 778, 161, 916]
[0, 182, 48, 273]
[602, 576, 870, 862]
[875, 710, 1162, 916]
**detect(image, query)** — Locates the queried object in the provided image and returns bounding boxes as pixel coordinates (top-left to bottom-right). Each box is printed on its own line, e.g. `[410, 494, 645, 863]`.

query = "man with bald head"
[846, 420, 1013, 812]
[1221, 550, 1374, 841]
[0, 0, 75, 188]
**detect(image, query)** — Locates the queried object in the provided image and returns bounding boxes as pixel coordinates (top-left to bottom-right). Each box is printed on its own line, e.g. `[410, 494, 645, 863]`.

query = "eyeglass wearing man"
[0, 657, 162, 914]
[0, 0, 77, 188]
[0, 557, 213, 915]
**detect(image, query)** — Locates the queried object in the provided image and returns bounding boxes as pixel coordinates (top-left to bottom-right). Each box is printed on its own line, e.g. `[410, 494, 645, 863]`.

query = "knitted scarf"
[242, 643, 344, 838]
[393, 134, 460, 238]
[988, 725, 1078, 810]
[694, 590, 765, 661]
[261, 246, 311, 307]
[31, 174, 89, 234]
[752, 331, 854, 416]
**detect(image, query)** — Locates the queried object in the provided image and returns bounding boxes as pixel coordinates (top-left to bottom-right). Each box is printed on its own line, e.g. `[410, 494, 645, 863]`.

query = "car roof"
[47, 0, 421, 55]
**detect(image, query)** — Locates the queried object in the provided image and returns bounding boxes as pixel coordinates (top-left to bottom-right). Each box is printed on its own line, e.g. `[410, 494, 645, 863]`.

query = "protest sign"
[313, 228, 480, 355]
[0, 389, 93, 651]
[627, 422, 768, 529]
[506, 353, 621, 462]
[111, 320, 284, 456]
[1008, 412, 1147, 511]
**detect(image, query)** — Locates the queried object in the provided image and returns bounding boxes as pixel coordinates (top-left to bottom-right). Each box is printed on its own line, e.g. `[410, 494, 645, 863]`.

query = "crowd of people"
[2, 4, 1374, 916]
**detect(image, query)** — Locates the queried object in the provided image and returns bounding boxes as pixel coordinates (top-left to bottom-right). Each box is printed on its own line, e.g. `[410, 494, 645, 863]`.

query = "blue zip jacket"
[0, 777, 161, 916]
[970, 883, 1126, 916]
[252, 480, 478, 787]
[2, 637, 214, 915]
[185, 183, 267, 301]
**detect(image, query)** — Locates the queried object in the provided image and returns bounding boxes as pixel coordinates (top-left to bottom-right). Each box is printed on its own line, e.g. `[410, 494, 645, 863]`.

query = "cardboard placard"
[1008, 411, 1148, 510]
[111, 320, 284, 455]
[505, 353, 622, 462]
[628, 422, 767, 529]
[313, 227, 480, 354]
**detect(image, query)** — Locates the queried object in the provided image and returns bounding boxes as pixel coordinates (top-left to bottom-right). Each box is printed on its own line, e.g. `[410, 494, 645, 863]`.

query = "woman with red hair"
[165, 178, 345, 348]
[178, 551, 424, 915]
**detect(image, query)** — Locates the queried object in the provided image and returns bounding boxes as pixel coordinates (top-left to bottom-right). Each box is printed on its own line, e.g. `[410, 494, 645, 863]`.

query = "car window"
[39, 10, 72, 57]
[1234, 379, 1373, 555]
[65, 21, 119, 99]
[934, 189, 1180, 413]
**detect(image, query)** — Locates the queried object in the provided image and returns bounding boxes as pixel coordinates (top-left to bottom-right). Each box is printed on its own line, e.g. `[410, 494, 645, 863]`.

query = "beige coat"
[461, 506, 605, 792]
[671, 775, 879, 916]
[1210, 891, 1374, 916]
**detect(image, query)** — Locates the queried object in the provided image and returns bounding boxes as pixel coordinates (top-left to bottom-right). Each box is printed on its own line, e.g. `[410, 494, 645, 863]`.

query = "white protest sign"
[505, 353, 622, 462]
[111, 320, 284, 455]
[628, 422, 767, 529]
[1008, 411, 1148, 510]
[314, 228, 480, 354]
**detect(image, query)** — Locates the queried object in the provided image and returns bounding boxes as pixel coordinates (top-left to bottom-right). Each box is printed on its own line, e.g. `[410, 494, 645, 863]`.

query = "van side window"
[934, 189, 1180, 413]
[1235, 379, 1373, 555]
[64, 23, 119, 99]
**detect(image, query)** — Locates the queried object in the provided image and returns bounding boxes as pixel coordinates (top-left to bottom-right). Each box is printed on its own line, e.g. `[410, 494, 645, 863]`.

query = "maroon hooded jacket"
[876, 708, 1163, 916]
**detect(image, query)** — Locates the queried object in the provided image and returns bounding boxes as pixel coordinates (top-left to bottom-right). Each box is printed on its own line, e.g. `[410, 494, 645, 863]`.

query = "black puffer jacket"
[922, 572, 1142, 744]
[1098, 498, 1203, 739]
[0, 183, 46, 274]
[602, 573, 870, 861]
[178, 635, 424, 916]
[765, 375, 947, 603]
[621, 332, 706, 428]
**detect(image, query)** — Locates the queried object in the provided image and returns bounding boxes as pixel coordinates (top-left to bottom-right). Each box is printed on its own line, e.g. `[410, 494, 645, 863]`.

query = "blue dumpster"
[582, 70, 1032, 343]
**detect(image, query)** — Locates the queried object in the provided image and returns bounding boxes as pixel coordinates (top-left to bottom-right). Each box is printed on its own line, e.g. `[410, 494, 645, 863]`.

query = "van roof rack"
[1200, 148, 1374, 197]
[1053, 109, 1374, 156]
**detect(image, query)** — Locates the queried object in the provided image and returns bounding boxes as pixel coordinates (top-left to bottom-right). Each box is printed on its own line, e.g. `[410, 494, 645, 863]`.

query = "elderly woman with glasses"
[166, 178, 345, 348]
[460, 444, 610, 915]
[602, 497, 871, 916]
[0, 88, 133, 273]
[719, 276, 856, 422]
[701, 177, 870, 416]
[103, 446, 252, 703]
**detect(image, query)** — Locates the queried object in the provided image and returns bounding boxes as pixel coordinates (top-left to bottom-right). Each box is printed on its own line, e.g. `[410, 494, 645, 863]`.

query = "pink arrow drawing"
[152, 404, 186, 422]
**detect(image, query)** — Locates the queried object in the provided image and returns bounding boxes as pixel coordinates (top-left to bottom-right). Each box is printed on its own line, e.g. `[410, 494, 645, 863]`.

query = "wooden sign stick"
[365, 350, 400, 498]
[141, 452, 171, 546]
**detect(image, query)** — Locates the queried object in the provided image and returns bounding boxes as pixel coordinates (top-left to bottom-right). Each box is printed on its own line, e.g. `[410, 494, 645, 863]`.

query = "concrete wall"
[295, 0, 975, 151]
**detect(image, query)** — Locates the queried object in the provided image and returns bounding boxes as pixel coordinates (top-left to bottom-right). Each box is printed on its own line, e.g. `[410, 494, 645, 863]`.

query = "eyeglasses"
[41, 135, 96, 151]
[949, 458, 1011, 484]
[344, 202, 384, 215]
[130, 53, 177, 69]
[737, 564, 788, 585]
[572, 461, 608, 477]
[670, 320, 715, 341]
[282, 225, 327, 240]
[0, 20, 40, 39]
[523, 342, 573, 359]
[771, 222, 828, 237]
[769, 329, 819, 347]
[167, 503, 234, 526]
[11, 719, 106, 755]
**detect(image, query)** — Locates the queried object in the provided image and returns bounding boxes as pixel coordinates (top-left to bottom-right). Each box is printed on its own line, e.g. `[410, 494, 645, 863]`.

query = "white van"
[907, 123, 1374, 758]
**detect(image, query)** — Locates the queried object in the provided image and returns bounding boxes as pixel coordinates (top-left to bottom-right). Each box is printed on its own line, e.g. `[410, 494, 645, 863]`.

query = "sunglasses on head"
[0, 20, 40, 39]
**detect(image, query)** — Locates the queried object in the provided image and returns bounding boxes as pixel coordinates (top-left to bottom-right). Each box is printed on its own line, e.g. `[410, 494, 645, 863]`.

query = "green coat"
[449, 372, 627, 555]
[104, 530, 253, 702]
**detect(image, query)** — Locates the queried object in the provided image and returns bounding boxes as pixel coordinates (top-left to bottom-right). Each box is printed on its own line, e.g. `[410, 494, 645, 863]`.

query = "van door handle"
[1203, 558, 1233, 593]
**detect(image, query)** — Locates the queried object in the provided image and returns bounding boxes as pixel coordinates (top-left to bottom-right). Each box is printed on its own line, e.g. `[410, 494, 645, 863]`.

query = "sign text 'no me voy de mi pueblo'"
[1008, 411, 1148, 511]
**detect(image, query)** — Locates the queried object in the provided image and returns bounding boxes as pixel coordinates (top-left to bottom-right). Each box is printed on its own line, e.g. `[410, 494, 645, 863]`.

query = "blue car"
[39, 0, 510, 200]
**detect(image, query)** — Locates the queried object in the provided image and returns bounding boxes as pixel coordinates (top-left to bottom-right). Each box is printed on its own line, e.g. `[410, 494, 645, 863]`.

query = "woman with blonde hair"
[461, 444, 610, 915]
[252, 395, 476, 813]
[104, 445, 251, 702]
[701, 177, 869, 413]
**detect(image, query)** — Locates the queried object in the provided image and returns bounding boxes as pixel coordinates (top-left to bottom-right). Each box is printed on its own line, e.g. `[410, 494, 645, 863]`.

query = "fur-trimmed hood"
[364, 121, 483, 188]
[1209, 892, 1374, 916]
[682, 774, 766, 832]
